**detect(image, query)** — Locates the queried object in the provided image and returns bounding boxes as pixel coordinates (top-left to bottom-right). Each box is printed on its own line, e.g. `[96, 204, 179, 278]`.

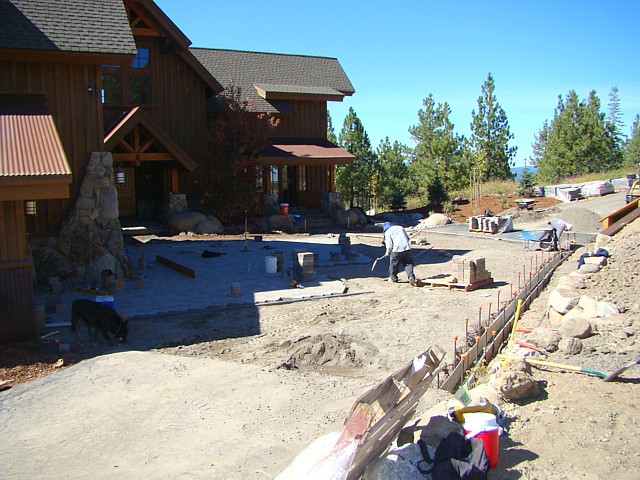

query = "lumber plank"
[155, 255, 195, 278]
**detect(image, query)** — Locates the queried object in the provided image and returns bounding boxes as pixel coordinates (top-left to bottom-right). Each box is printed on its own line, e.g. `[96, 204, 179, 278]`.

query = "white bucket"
[265, 256, 278, 273]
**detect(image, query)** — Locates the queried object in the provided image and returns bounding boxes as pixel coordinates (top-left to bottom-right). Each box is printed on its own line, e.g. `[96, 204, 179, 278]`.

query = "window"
[132, 48, 150, 69]
[270, 166, 279, 197]
[102, 75, 122, 104]
[101, 47, 151, 106]
[299, 165, 307, 191]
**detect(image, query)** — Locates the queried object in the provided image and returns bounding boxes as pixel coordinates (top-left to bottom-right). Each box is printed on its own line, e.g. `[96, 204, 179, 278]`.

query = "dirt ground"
[1, 193, 639, 479]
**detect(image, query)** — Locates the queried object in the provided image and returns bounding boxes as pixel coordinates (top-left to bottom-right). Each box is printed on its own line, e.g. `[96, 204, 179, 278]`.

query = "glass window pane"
[101, 75, 122, 104]
[130, 76, 151, 104]
[132, 47, 150, 69]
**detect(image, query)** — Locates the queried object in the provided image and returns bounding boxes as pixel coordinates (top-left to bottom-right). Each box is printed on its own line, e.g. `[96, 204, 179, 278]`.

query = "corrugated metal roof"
[191, 48, 355, 113]
[0, 114, 71, 177]
[262, 138, 354, 166]
[0, 0, 137, 55]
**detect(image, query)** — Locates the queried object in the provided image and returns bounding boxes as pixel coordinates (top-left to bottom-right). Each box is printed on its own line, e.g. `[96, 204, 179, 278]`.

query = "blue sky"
[156, 0, 640, 167]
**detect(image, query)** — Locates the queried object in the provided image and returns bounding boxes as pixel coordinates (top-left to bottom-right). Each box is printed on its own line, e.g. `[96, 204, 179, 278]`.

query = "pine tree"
[376, 137, 414, 210]
[470, 73, 517, 181]
[409, 94, 468, 196]
[327, 111, 337, 144]
[336, 108, 377, 209]
[624, 114, 640, 168]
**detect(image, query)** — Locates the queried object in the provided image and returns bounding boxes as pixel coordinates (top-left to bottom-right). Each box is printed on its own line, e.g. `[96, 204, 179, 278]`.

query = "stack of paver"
[292, 250, 315, 282]
[451, 256, 492, 285]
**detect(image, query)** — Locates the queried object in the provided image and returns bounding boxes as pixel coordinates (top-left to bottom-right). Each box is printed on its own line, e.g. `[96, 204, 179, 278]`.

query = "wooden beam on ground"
[156, 255, 195, 278]
[599, 198, 639, 229]
[600, 206, 640, 237]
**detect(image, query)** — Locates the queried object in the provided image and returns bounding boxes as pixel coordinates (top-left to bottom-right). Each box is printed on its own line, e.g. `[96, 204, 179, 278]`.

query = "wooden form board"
[155, 255, 195, 278]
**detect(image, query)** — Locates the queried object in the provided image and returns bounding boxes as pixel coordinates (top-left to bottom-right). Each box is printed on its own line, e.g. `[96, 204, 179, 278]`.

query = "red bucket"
[279, 203, 289, 216]
[463, 412, 499, 469]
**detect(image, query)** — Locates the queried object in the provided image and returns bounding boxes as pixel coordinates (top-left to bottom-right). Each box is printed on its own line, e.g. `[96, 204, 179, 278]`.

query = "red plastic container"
[463, 412, 499, 469]
[279, 203, 289, 215]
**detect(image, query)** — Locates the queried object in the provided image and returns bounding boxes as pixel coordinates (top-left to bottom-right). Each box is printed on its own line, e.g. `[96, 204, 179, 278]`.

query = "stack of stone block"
[451, 256, 492, 285]
[292, 250, 315, 282]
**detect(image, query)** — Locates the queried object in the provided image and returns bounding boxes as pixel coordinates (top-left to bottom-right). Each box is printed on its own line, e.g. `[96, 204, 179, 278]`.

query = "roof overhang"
[104, 107, 198, 171]
[0, 95, 71, 201]
[254, 83, 345, 102]
[261, 138, 355, 166]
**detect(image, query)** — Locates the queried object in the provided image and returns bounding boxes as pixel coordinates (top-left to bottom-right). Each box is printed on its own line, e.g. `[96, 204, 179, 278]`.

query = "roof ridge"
[189, 46, 338, 61]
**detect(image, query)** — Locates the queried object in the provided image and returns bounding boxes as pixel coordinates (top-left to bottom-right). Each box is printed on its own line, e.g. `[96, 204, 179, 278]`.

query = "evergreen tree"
[624, 114, 640, 168]
[533, 90, 622, 182]
[375, 137, 414, 210]
[470, 73, 517, 181]
[608, 86, 626, 145]
[336, 107, 377, 209]
[327, 111, 337, 144]
[409, 94, 469, 197]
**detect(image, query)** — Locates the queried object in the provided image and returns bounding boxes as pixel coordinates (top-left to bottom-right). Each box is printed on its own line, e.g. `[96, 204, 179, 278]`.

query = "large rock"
[559, 337, 583, 355]
[492, 360, 540, 401]
[263, 194, 280, 216]
[421, 213, 451, 227]
[579, 263, 601, 274]
[348, 206, 369, 226]
[559, 317, 592, 339]
[527, 327, 561, 352]
[268, 214, 295, 232]
[558, 275, 586, 290]
[547, 307, 564, 326]
[195, 216, 224, 234]
[583, 256, 608, 267]
[597, 301, 620, 317]
[333, 208, 359, 228]
[32, 246, 74, 284]
[320, 191, 344, 214]
[548, 287, 580, 314]
[578, 295, 599, 319]
[167, 212, 206, 233]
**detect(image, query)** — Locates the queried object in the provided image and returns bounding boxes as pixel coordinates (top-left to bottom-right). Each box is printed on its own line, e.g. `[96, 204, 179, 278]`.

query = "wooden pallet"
[421, 277, 494, 291]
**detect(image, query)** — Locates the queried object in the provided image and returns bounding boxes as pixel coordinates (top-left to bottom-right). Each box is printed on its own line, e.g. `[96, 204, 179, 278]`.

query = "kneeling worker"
[382, 222, 417, 285]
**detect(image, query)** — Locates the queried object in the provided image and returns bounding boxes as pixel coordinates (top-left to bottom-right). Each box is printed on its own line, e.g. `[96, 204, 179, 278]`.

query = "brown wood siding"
[0, 201, 28, 261]
[0, 264, 36, 342]
[273, 100, 327, 138]
[103, 38, 210, 202]
[0, 58, 104, 234]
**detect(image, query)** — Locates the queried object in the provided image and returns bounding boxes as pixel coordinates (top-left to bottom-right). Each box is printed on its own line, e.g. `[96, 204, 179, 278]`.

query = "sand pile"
[556, 207, 602, 233]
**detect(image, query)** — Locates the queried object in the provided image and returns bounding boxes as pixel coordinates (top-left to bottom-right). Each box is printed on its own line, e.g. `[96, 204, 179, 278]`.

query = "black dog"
[71, 299, 128, 345]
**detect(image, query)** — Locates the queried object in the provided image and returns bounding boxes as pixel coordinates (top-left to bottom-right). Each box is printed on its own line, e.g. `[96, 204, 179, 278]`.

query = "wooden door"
[116, 167, 136, 217]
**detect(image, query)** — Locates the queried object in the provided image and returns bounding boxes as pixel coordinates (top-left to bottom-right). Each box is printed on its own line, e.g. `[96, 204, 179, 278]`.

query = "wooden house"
[192, 48, 355, 209]
[0, 0, 354, 341]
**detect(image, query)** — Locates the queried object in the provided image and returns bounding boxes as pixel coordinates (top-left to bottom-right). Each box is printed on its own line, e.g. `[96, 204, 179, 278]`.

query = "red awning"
[261, 139, 354, 166]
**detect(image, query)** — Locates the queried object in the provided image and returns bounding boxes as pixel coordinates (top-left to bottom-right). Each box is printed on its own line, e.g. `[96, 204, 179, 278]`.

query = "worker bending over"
[540, 218, 573, 251]
[382, 222, 417, 286]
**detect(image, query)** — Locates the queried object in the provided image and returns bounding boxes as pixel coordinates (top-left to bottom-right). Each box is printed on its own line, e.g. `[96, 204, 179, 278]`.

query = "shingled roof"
[190, 48, 355, 113]
[0, 0, 137, 55]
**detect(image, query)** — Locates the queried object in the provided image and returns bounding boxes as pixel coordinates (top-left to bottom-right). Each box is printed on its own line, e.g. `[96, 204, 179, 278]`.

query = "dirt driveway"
[1, 193, 637, 479]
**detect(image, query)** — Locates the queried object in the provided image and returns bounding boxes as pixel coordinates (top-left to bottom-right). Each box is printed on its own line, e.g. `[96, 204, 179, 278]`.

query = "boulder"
[167, 212, 206, 233]
[557, 275, 586, 290]
[548, 287, 580, 314]
[578, 263, 601, 274]
[348, 206, 369, 225]
[559, 317, 592, 339]
[333, 208, 359, 228]
[32, 246, 74, 284]
[421, 213, 451, 227]
[320, 192, 344, 214]
[268, 214, 295, 232]
[578, 295, 599, 319]
[195, 216, 224, 234]
[559, 337, 583, 355]
[594, 233, 612, 251]
[547, 307, 564, 327]
[583, 256, 608, 267]
[492, 360, 540, 401]
[563, 305, 585, 321]
[263, 194, 280, 216]
[527, 328, 561, 352]
[597, 301, 620, 317]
